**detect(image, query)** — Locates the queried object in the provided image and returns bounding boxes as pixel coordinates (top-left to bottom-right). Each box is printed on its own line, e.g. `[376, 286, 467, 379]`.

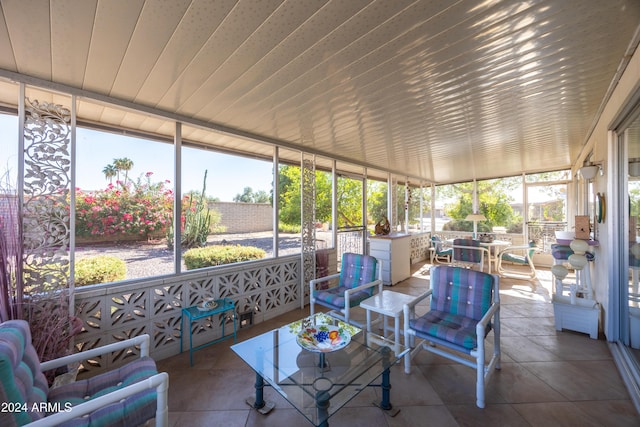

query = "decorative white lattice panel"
[74, 256, 301, 375]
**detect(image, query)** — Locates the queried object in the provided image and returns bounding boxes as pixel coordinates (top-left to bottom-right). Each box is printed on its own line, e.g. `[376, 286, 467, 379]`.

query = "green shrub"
[75, 256, 126, 286]
[278, 222, 301, 234]
[183, 245, 266, 270]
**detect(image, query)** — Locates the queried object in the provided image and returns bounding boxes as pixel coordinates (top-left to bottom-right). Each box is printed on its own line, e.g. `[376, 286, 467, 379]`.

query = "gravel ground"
[75, 231, 331, 280]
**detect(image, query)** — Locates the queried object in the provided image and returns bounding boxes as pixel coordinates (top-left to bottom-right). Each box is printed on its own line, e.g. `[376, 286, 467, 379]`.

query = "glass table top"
[231, 313, 408, 426]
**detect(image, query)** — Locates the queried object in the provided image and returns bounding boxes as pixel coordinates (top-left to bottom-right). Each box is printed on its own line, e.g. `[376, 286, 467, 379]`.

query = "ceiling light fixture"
[579, 164, 602, 180]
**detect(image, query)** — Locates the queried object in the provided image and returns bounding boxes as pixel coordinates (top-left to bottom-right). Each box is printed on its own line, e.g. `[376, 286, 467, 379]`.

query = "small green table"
[181, 298, 237, 366]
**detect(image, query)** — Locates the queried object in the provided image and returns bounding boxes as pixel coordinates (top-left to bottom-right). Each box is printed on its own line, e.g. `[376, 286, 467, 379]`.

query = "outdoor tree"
[233, 186, 271, 203]
[367, 180, 387, 225]
[336, 176, 363, 228]
[440, 178, 521, 232]
[102, 164, 117, 183]
[315, 171, 332, 223]
[277, 166, 333, 226]
[541, 200, 565, 222]
[113, 157, 134, 183]
[278, 165, 301, 226]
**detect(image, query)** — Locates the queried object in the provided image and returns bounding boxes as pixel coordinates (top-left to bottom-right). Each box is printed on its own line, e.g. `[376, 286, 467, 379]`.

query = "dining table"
[478, 239, 512, 272]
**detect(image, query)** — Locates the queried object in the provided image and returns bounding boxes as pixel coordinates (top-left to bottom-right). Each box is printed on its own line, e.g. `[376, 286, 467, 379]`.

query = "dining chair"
[451, 238, 488, 272]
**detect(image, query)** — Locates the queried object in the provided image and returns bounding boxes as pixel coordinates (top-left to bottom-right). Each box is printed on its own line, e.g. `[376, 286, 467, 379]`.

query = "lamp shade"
[465, 213, 486, 221]
[579, 165, 599, 180]
[630, 162, 640, 177]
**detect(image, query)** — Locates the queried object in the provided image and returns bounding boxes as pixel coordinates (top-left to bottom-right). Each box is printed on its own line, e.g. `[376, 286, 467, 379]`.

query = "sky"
[0, 114, 273, 201]
[75, 127, 274, 201]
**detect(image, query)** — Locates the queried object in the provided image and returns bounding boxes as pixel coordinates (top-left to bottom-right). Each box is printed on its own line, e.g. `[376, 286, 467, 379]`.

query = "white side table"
[360, 290, 418, 344]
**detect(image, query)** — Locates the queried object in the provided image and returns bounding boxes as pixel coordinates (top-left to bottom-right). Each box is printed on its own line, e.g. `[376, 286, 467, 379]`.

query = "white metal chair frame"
[430, 236, 453, 264]
[496, 243, 537, 280]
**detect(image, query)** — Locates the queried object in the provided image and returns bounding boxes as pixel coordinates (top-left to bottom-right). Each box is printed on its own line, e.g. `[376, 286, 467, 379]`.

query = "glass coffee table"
[231, 313, 408, 427]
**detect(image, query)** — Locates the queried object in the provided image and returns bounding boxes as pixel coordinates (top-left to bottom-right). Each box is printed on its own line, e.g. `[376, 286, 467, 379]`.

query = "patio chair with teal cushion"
[430, 235, 452, 264]
[403, 265, 500, 408]
[310, 252, 383, 326]
[0, 319, 169, 427]
[497, 241, 537, 279]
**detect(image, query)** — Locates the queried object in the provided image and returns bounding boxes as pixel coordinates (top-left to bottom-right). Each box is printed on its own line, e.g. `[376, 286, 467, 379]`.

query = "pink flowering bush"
[75, 173, 173, 238]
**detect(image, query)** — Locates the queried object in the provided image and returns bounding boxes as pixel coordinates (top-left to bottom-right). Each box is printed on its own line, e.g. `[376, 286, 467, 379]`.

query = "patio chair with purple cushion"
[0, 319, 168, 427]
[310, 252, 383, 326]
[451, 238, 489, 272]
[403, 265, 500, 408]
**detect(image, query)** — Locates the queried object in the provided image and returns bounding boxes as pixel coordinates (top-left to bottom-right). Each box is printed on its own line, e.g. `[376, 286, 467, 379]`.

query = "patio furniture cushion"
[310, 252, 383, 326]
[312, 287, 373, 311]
[47, 357, 158, 427]
[432, 235, 453, 259]
[409, 310, 484, 350]
[0, 320, 49, 425]
[453, 238, 483, 264]
[338, 253, 378, 290]
[430, 266, 493, 319]
[409, 266, 494, 351]
[501, 241, 536, 265]
[0, 320, 164, 427]
[551, 244, 594, 261]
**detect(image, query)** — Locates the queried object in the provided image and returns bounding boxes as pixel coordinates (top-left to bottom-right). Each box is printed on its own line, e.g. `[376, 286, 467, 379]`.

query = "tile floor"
[157, 265, 640, 426]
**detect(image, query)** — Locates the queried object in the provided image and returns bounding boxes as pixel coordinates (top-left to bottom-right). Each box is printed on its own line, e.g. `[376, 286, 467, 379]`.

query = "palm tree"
[102, 164, 117, 183]
[113, 158, 134, 183]
[120, 158, 133, 183]
[113, 158, 124, 182]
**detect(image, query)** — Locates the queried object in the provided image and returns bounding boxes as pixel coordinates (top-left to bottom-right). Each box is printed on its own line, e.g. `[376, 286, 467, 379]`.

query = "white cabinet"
[369, 233, 411, 286]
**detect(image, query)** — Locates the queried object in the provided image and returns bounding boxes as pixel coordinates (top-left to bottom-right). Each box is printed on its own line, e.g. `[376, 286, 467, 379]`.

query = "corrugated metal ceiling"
[0, 0, 638, 183]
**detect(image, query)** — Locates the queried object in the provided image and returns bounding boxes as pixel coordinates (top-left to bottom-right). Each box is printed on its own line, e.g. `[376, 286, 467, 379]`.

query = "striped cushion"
[0, 320, 49, 425]
[339, 253, 378, 290]
[551, 244, 572, 261]
[48, 356, 158, 427]
[551, 244, 594, 261]
[409, 310, 483, 350]
[313, 286, 374, 310]
[409, 266, 495, 350]
[453, 239, 482, 263]
[430, 266, 494, 320]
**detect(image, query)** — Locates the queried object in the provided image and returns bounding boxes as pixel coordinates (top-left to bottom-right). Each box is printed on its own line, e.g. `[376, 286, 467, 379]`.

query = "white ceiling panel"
[3, 0, 52, 78]
[110, 0, 192, 101]
[83, 0, 144, 93]
[50, 0, 96, 87]
[0, 0, 638, 184]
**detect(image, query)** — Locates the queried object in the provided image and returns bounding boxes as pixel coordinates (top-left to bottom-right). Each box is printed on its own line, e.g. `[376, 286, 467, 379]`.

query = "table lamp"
[466, 213, 486, 238]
